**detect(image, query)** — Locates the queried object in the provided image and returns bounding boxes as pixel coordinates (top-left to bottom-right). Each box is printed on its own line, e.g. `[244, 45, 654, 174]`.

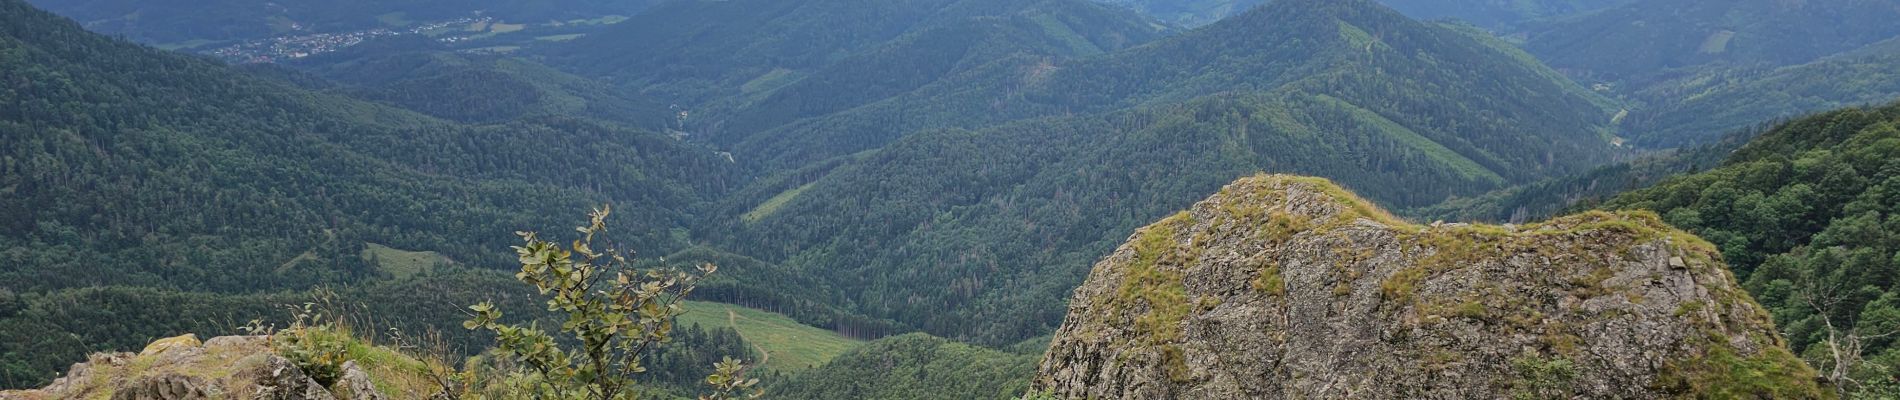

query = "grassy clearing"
[360, 242, 452, 279]
[675, 301, 861, 372]
[489, 23, 526, 34]
[741, 183, 815, 223]
[535, 34, 585, 42]
[1699, 30, 1736, 54]
[740, 68, 798, 95]
[564, 15, 629, 26]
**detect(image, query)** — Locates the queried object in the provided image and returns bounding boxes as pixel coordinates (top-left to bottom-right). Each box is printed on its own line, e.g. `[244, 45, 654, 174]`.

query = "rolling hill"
[719, 0, 1624, 345]
[1523, 0, 1900, 84]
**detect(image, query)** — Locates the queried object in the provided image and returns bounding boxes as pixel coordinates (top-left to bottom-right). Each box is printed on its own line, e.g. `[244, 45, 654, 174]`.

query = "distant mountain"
[1091, 0, 1626, 28]
[544, 0, 1169, 115]
[1622, 39, 1900, 147]
[24, 0, 661, 45]
[721, 0, 1622, 345]
[1523, 0, 1900, 83]
[287, 37, 675, 129]
[1091, 0, 1263, 27]
[1377, 0, 1628, 30]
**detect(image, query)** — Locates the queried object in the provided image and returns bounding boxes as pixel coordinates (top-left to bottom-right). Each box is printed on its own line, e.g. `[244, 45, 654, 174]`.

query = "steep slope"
[1601, 102, 1900, 391]
[1034, 175, 1823, 398]
[545, 0, 1165, 109]
[723, 0, 1621, 345]
[708, 0, 1169, 138]
[736, 0, 1620, 175]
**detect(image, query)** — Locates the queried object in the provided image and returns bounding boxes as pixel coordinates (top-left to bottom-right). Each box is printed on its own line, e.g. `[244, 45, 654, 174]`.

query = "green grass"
[1699, 30, 1736, 54]
[674, 301, 861, 372]
[489, 23, 526, 34]
[564, 15, 629, 26]
[535, 34, 586, 42]
[741, 183, 815, 223]
[740, 68, 799, 95]
[360, 242, 452, 279]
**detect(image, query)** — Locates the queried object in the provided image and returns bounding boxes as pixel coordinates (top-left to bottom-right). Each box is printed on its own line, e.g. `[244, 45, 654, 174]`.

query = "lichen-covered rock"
[141, 334, 203, 356]
[243, 355, 337, 400]
[335, 361, 385, 400]
[110, 374, 209, 400]
[1033, 175, 1828, 399]
[0, 334, 380, 400]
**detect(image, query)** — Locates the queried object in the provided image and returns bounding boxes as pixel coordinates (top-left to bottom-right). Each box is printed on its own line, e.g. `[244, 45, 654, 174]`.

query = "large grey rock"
[1033, 175, 1826, 399]
[336, 361, 386, 400]
[243, 355, 337, 400]
[110, 374, 209, 400]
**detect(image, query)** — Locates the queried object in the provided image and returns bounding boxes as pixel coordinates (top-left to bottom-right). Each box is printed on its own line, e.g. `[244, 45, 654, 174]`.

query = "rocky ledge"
[1033, 175, 1826, 399]
[2, 333, 397, 400]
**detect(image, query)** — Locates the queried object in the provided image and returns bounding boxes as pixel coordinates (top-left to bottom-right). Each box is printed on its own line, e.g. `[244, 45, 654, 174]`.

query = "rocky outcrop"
[0, 334, 400, 400]
[1033, 175, 1827, 399]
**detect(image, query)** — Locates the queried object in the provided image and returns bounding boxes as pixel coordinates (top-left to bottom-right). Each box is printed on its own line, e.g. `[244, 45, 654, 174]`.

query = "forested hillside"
[1600, 102, 1900, 393]
[1513, 0, 1900, 148]
[285, 36, 674, 129]
[0, 0, 755, 386]
[1525, 0, 1900, 83]
[1622, 39, 1900, 147]
[769, 334, 1038, 399]
[720, 0, 1622, 345]
[545, 0, 1166, 111]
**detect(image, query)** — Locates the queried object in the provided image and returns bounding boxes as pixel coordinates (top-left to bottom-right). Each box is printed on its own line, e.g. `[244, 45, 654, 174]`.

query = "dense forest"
[0, 0, 768, 386]
[1602, 102, 1900, 393]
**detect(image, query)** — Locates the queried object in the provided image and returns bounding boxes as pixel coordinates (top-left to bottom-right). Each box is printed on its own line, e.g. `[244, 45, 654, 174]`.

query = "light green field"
[361, 242, 452, 279]
[536, 34, 586, 42]
[1699, 30, 1736, 54]
[740, 68, 798, 95]
[675, 301, 861, 372]
[565, 15, 629, 26]
[741, 183, 814, 223]
[489, 23, 526, 34]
